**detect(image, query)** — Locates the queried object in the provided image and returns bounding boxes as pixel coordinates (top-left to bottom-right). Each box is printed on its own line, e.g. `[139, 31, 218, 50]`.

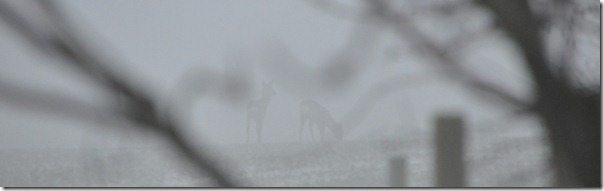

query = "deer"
[299, 100, 343, 142]
[246, 80, 276, 143]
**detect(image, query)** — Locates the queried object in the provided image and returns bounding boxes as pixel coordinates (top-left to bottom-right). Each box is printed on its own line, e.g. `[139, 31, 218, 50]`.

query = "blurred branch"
[156, 117, 241, 187]
[305, 0, 362, 21]
[0, 0, 127, 96]
[345, 0, 599, 186]
[310, 0, 532, 101]
[366, 1, 530, 109]
[341, 71, 445, 135]
[442, 26, 499, 55]
[260, 17, 382, 96]
[0, 0, 239, 186]
[306, 0, 531, 137]
[476, 0, 600, 187]
[474, 1, 560, 92]
[0, 80, 123, 125]
[0, 1, 49, 49]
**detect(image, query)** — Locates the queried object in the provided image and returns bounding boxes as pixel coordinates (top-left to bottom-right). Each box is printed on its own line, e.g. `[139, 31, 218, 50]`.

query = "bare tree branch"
[341, 71, 445, 136]
[305, 0, 363, 21]
[341, 0, 600, 187]
[306, 0, 532, 139]
[442, 27, 500, 55]
[0, 1, 57, 52]
[475, 0, 600, 187]
[365, 0, 530, 109]
[0, 0, 240, 186]
[0, 80, 123, 126]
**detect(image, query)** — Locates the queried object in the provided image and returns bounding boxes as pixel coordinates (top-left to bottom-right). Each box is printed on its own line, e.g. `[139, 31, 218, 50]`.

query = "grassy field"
[0, 131, 552, 187]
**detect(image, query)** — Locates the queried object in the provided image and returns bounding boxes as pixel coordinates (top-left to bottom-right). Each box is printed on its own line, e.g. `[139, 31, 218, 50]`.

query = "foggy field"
[0, 130, 552, 187]
[0, 0, 598, 187]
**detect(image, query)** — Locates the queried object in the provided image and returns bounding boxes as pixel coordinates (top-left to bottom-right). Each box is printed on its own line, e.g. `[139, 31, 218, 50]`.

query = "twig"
[0, 0, 239, 186]
[366, 1, 530, 109]
[341, 71, 446, 135]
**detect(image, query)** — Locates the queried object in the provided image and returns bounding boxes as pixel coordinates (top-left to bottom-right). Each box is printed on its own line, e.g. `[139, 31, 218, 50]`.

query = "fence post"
[390, 157, 406, 187]
[435, 114, 465, 187]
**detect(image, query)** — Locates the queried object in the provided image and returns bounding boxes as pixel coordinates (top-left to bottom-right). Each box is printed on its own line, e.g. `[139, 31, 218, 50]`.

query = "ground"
[0, 129, 552, 187]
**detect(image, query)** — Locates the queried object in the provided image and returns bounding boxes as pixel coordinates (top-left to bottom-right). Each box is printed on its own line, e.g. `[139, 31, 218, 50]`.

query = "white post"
[435, 114, 465, 187]
[390, 157, 406, 187]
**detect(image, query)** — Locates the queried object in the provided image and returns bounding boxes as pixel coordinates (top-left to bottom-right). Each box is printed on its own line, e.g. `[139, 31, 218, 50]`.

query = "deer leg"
[309, 123, 316, 141]
[299, 112, 303, 140]
[257, 121, 263, 144]
[299, 122, 304, 141]
[246, 117, 251, 144]
[319, 125, 325, 142]
[299, 112, 306, 141]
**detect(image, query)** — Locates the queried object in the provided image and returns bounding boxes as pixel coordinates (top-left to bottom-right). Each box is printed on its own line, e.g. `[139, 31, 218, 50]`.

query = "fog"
[0, 0, 535, 148]
[0, 0, 598, 187]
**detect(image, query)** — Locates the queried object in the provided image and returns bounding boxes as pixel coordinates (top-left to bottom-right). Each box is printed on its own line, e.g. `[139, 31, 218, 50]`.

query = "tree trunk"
[479, 1, 601, 187]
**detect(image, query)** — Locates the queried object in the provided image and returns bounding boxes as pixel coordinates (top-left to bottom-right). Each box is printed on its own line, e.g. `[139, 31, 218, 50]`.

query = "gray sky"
[0, 0, 542, 148]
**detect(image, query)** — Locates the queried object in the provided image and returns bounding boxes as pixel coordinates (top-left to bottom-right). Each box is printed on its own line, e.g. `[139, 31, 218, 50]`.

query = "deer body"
[299, 100, 343, 141]
[246, 81, 275, 143]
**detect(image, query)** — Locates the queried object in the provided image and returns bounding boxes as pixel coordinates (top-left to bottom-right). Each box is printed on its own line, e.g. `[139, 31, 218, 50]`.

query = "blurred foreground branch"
[365, 0, 530, 109]
[310, 0, 599, 187]
[0, 0, 239, 186]
[478, 1, 600, 187]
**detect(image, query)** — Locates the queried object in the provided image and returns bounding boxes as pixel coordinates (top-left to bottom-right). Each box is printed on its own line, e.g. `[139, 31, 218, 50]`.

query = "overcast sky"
[0, 0, 544, 148]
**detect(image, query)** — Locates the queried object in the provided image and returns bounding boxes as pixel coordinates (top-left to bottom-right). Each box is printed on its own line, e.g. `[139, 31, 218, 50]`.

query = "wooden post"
[390, 157, 406, 187]
[435, 114, 465, 187]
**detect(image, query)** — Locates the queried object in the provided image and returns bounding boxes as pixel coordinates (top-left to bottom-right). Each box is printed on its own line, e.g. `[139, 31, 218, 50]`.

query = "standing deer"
[246, 80, 276, 143]
[299, 100, 343, 141]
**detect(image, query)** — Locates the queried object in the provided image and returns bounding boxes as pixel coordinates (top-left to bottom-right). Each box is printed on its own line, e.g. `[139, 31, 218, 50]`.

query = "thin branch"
[0, 80, 123, 125]
[0, 0, 54, 51]
[305, 0, 363, 21]
[0, 0, 128, 98]
[35, 0, 151, 109]
[366, 1, 530, 109]
[260, 16, 382, 97]
[0, 79, 239, 186]
[341, 71, 446, 135]
[0, 0, 239, 186]
[442, 27, 500, 55]
[44, 0, 238, 186]
[305, 0, 531, 137]
[157, 119, 241, 187]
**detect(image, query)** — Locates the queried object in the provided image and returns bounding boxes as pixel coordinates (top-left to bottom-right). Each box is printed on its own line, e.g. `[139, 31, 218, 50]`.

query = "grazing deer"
[246, 80, 276, 143]
[299, 100, 343, 141]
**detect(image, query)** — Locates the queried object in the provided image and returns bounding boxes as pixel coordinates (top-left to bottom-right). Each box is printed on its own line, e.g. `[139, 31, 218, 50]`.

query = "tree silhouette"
[305, 0, 600, 187]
